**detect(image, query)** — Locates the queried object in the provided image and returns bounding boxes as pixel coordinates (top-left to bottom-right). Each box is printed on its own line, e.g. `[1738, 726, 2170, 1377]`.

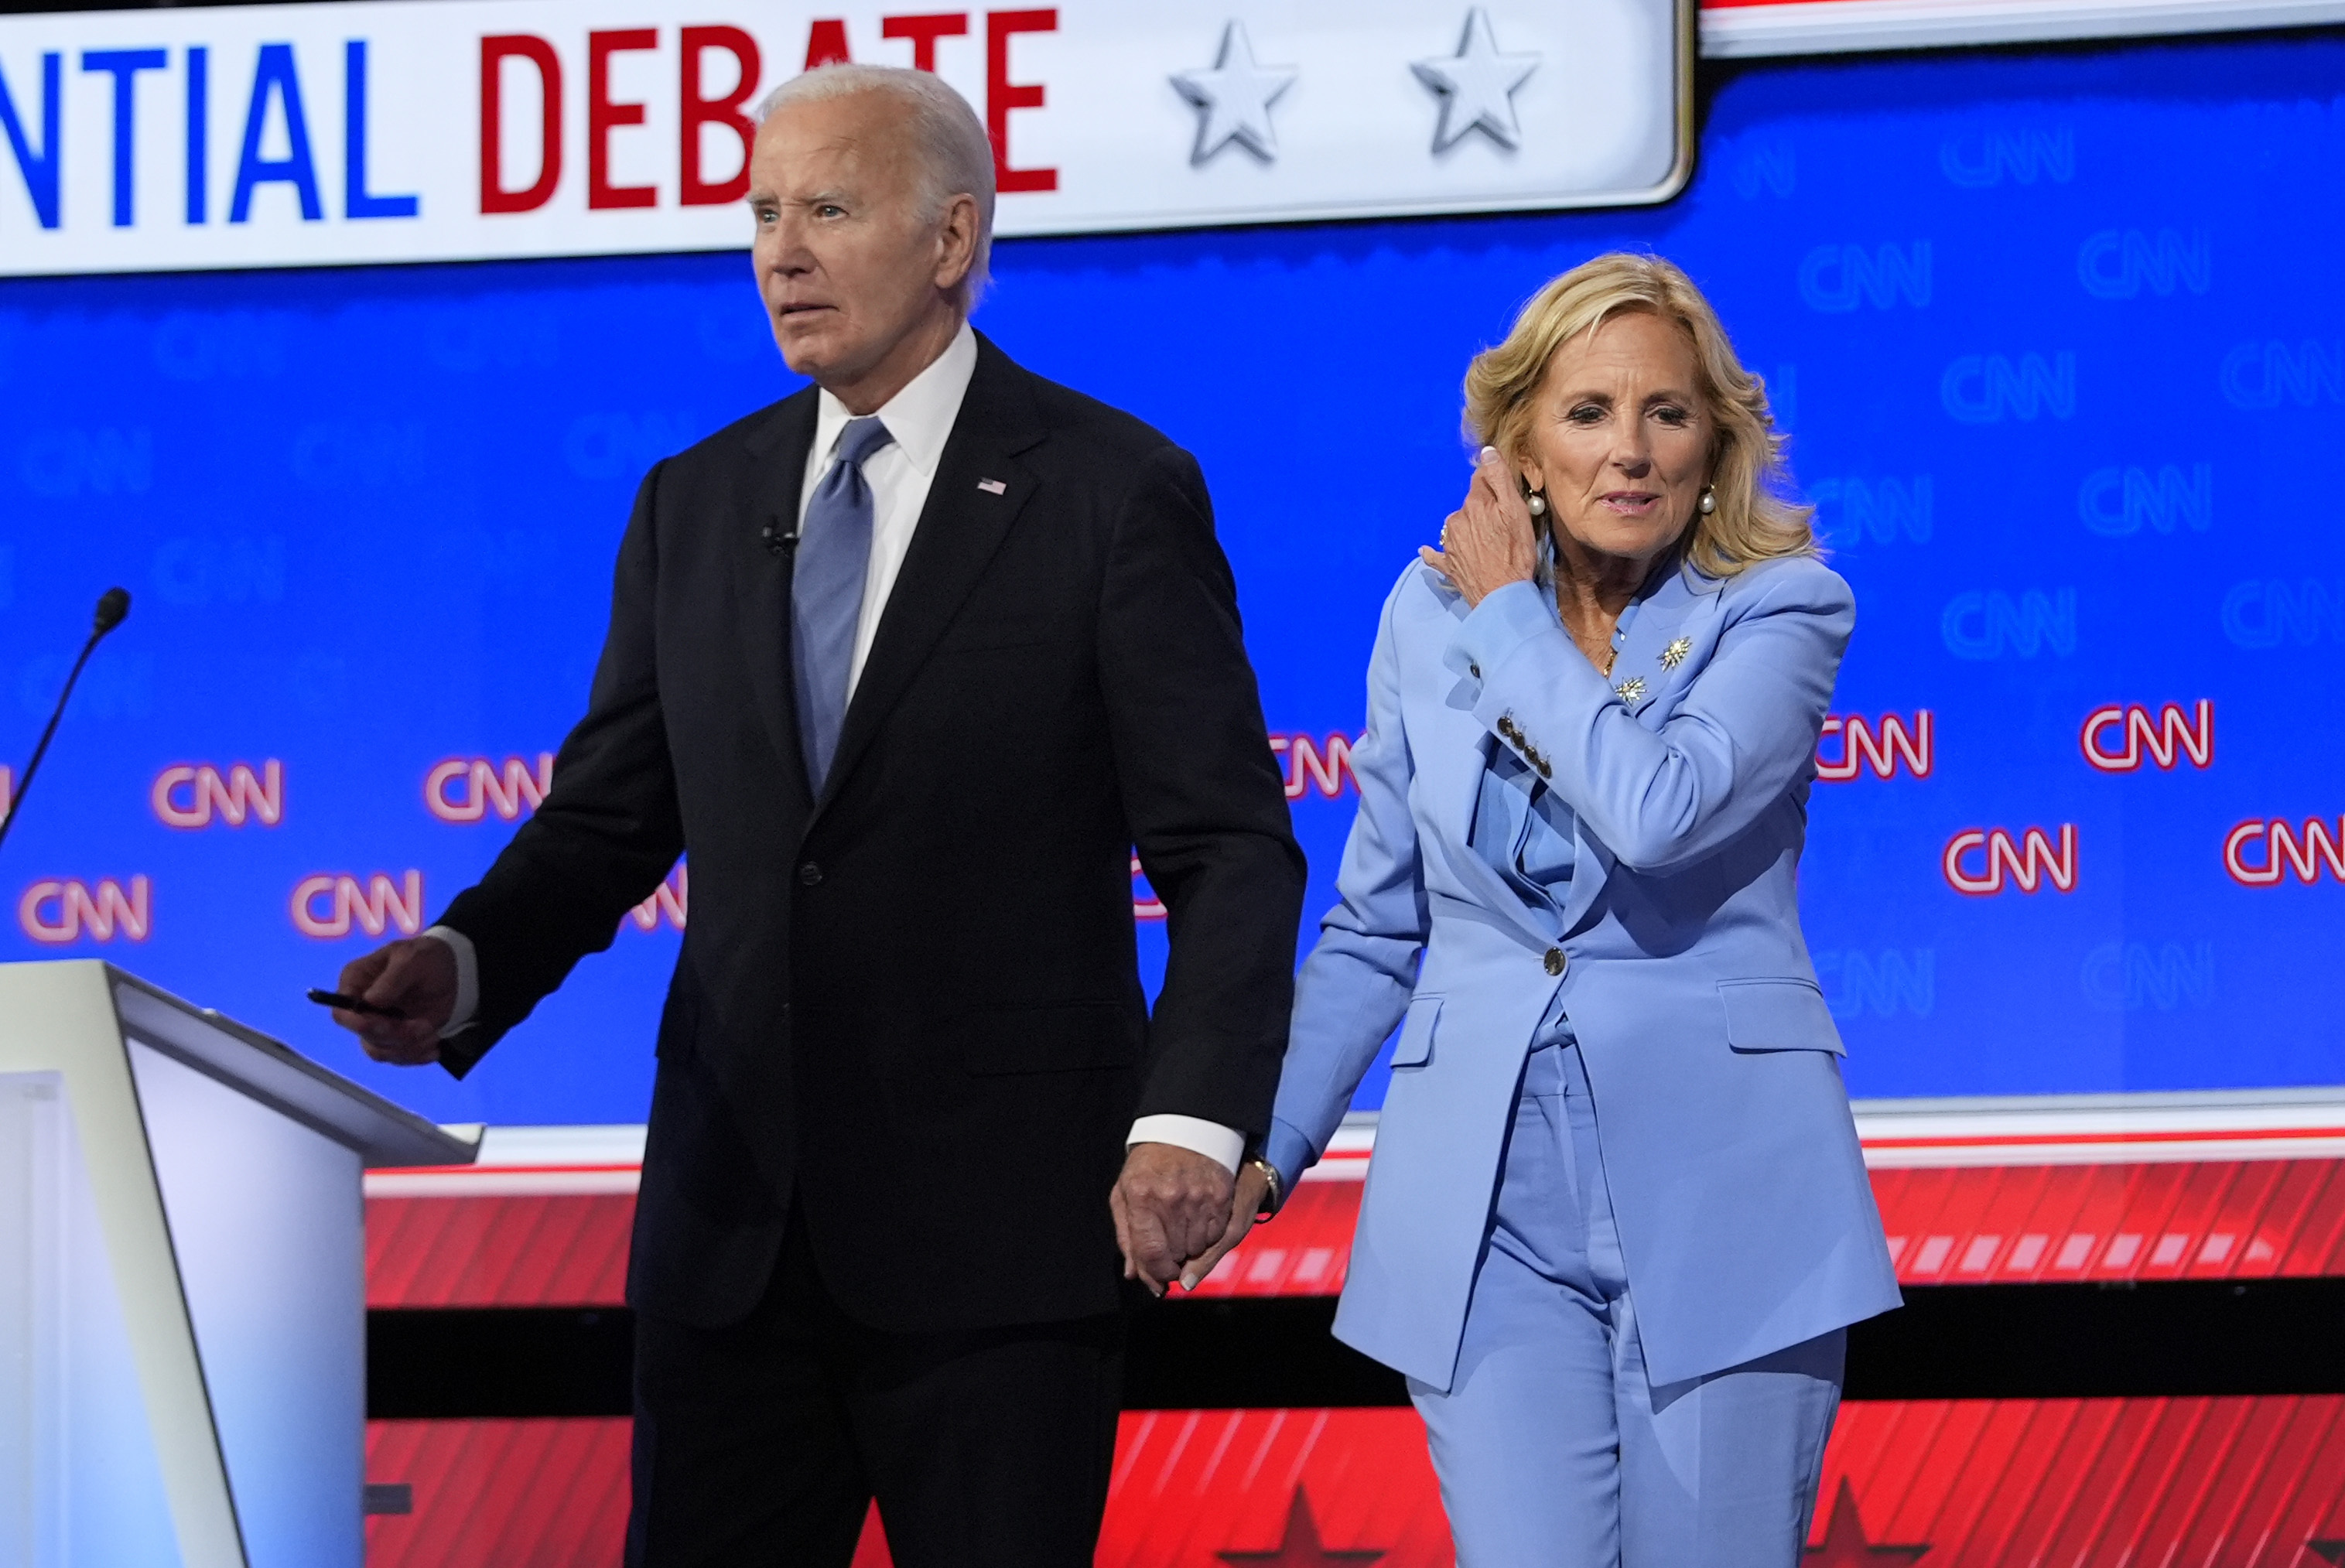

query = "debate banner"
[0, 0, 1690, 274]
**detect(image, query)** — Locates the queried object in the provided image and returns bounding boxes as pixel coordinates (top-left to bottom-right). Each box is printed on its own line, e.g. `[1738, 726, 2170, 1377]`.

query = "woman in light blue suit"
[1202, 255, 1899, 1563]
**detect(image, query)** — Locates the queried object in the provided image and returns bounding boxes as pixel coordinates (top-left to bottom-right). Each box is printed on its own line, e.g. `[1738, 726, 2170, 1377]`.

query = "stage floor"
[362, 1088, 2345, 1566]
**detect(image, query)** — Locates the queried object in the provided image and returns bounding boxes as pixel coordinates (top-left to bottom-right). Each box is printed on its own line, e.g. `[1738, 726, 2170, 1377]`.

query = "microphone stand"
[0, 588, 132, 856]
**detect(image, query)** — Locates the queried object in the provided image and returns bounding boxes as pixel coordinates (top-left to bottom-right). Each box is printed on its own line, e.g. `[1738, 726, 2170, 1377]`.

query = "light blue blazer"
[1270, 552, 1901, 1392]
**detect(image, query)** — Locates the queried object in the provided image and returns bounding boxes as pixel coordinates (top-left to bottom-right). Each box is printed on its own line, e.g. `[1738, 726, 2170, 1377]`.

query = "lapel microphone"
[0, 586, 132, 856]
[762, 516, 799, 557]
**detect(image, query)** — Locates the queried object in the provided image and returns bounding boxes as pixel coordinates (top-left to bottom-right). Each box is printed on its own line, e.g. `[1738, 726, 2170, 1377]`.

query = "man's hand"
[332, 936, 458, 1066]
[1178, 1160, 1270, 1292]
[1110, 1143, 1236, 1298]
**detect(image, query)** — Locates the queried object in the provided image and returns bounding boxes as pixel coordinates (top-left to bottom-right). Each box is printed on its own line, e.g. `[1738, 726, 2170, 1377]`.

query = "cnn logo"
[2225, 818, 2345, 886]
[2080, 702, 2212, 772]
[1943, 826, 2078, 895]
[427, 754, 554, 822]
[627, 866, 688, 932]
[1817, 712, 1932, 781]
[292, 873, 425, 938]
[152, 761, 283, 828]
[1270, 733, 1359, 800]
[19, 877, 150, 944]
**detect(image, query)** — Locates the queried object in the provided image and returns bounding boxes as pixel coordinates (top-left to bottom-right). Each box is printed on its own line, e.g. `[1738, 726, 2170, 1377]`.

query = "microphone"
[0, 587, 133, 856]
[761, 514, 799, 557]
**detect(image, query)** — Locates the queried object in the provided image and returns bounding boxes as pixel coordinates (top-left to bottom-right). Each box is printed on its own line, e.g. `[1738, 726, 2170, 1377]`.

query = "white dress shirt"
[428, 320, 1243, 1174]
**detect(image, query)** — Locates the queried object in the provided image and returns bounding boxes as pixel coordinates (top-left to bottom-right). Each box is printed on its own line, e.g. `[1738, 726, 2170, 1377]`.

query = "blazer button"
[798, 862, 823, 886]
[1543, 948, 1567, 976]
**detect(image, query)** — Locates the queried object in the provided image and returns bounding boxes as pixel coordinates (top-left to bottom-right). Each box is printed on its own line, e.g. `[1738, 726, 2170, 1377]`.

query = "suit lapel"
[730, 388, 819, 807]
[815, 335, 1046, 817]
[1419, 573, 1568, 948]
[1555, 562, 1723, 936]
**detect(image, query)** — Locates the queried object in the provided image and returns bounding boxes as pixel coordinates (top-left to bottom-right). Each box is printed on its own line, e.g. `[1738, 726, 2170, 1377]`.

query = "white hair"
[755, 64, 996, 304]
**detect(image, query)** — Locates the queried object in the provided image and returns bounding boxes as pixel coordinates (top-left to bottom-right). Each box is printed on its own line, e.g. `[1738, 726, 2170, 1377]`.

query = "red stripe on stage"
[368, 1156, 2345, 1307]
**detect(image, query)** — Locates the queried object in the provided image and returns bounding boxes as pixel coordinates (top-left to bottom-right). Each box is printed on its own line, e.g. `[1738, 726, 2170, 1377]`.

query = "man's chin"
[771, 321, 849, 379]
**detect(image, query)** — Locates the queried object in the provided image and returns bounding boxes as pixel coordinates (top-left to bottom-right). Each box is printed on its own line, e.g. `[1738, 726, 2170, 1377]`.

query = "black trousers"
[625, 1216, 1125, 1567]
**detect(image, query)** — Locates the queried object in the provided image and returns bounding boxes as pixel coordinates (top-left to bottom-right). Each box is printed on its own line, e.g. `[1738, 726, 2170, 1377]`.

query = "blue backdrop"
[2, 29, 2339, 1126]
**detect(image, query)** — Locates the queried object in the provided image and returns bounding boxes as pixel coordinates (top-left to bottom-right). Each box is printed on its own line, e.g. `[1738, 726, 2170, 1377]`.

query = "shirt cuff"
[422, 925, 478, 1040]
[1448, 577, 1557, 688]
[1126, 1115, 1245, 1175]
[1263, 1117, 1318, 1211]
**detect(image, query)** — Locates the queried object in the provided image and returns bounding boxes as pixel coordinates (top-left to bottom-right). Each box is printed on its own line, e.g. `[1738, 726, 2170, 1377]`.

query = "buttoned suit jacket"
[1272, 553, 1901, 1391]
[436, 333, 1305, 1334]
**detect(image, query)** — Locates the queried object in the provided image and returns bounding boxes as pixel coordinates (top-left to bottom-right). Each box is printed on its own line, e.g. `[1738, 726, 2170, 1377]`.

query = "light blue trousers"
[1407, 1042, 1843, 1567]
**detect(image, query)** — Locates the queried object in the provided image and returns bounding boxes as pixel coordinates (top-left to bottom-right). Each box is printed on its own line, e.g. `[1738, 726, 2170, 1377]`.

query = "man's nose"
[759, 219, 814, 271]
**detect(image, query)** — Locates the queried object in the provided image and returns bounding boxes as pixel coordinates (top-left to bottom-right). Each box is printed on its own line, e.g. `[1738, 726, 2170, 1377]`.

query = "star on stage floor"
[1216, 1486, 1384, 1566]
[1172, 22, 1299, 166]
[1412, 9, 1540, 153]
[1805, 1478, 1933, 1565]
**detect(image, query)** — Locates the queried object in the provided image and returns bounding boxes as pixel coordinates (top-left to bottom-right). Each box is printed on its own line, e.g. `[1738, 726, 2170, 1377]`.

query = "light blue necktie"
[791, 415, 895, 791]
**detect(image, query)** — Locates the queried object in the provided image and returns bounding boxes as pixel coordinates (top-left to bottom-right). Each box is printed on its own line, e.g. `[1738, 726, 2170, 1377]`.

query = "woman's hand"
[1417, 446, 1542, 609]
[1177, 1160, 1272, 1292]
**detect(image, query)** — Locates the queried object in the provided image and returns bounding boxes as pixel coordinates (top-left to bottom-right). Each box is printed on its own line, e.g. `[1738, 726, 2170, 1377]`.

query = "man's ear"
[932, 192, 980, 292]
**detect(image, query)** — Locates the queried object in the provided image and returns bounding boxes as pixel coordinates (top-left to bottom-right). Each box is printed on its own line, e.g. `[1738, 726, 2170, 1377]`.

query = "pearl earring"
[1697, 486, 1718, 515]
[1527, 492, 1548, 518]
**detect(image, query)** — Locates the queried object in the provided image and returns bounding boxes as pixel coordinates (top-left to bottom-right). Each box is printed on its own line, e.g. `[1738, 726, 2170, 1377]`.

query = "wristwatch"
[1247, 1156, 1283, 1221]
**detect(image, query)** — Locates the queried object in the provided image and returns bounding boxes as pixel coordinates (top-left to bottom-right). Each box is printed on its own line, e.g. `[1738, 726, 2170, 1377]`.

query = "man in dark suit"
[331, 63, 1304, 1567]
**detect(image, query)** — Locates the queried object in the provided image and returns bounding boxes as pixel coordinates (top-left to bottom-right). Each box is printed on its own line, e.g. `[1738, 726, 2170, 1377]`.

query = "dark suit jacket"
[435, 333, 1306, 1333]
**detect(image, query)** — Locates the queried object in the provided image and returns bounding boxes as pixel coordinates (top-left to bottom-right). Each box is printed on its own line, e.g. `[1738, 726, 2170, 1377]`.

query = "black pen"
[306, 987, 407, 1020]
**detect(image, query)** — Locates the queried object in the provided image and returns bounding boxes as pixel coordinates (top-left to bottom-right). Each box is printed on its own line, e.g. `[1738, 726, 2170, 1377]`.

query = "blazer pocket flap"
[962, 1003, 1141, 1076]
[1390, 996, 1443, 1068]
[1719, 979, 1844, 1055]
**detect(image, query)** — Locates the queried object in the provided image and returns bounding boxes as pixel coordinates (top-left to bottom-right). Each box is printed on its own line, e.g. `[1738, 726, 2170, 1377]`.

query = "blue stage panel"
[1, 30, 2338, 1125]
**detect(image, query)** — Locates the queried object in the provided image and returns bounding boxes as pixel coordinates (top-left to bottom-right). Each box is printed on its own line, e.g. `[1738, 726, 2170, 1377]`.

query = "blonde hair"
[1463, 252, 1817, 579]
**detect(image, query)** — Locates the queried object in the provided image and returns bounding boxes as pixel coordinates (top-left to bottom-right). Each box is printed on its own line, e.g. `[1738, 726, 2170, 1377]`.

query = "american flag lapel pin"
[977, 477, 1007, 494]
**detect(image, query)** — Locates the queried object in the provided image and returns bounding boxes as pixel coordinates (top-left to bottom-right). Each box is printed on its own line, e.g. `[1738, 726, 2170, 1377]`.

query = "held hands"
[1418, 446, 1542, 610]
[1178, 1160, 1270, 1293]
[332, 936, 458, 1066]
[1110, 1143, 1270, 1297]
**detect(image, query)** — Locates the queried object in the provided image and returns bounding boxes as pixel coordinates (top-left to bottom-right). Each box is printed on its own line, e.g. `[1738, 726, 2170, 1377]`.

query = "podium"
[0, 961, 477, 1568]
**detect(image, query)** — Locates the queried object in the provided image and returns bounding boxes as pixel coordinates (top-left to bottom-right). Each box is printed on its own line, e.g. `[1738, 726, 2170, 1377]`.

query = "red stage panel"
[367, 1194, 635, 1308]
[364, 1411, 1441, 1568]
[365, 1399, 2345, 1566]
[1868, 1160, 2345, 1284]
[363, 1106, 2345, 1564]
[1817, 1398, 2345, 1566]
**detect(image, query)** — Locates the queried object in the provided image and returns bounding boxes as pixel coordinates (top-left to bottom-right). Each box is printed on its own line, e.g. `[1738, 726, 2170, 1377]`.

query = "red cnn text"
[152, 761, 284, 828]
[19, 877, 151, 944]
[2080, 701, 2213, 772]
[1943, 825, 2078, 895]
[1817, 712, 1933, 781]
[427, 753, 555, 822]
[2225, 817, 2345, 886]
[1271, 733, 1359, 800]
[292, 873, 426, 938]
[628, 864, 689, 931]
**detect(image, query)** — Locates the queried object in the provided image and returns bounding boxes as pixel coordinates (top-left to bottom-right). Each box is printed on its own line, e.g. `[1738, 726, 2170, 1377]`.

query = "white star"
[1413, 9, 1540, 154]
[1171, 22, 1298, 166]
